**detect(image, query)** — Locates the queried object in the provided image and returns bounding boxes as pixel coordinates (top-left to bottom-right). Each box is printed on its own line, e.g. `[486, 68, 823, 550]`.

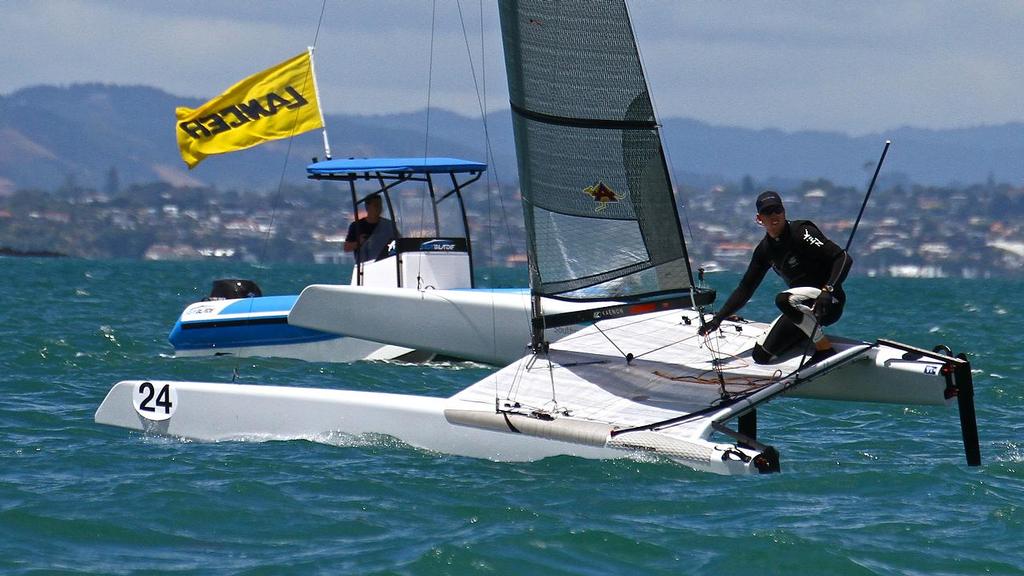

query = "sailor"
[697, 190, 852, 365]
[343, 194, 398, 262]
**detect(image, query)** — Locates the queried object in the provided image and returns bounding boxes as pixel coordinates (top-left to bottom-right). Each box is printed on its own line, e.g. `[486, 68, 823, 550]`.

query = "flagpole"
[308, 46, 332, 160]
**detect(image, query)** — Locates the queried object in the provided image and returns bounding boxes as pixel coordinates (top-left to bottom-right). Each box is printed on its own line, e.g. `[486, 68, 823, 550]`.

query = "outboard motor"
[207, 279, 262, 300]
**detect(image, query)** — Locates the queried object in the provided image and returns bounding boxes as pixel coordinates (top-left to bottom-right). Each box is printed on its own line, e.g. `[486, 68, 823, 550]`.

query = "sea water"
[1, 258, 1021, 575]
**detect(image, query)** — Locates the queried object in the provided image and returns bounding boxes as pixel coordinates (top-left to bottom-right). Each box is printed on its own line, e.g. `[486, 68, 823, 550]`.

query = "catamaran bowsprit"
[167, 156, 487, 363]
[96, 0, 980, 475]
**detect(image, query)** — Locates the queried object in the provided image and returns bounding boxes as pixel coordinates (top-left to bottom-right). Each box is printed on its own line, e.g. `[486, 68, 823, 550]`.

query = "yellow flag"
[175, 51, 323, 168]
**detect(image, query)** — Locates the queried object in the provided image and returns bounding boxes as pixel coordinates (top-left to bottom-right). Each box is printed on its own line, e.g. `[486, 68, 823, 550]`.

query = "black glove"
[697, 316, 721, 337]
[813, 289, 833, 321]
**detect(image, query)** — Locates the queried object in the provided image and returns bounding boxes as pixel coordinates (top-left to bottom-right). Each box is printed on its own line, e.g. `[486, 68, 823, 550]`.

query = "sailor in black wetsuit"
[697, 191, 852, 365]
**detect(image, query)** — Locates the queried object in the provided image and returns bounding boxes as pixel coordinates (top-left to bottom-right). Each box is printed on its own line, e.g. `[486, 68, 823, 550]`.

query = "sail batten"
[499, 0, 696, 307]
[509, 102, 658, 131]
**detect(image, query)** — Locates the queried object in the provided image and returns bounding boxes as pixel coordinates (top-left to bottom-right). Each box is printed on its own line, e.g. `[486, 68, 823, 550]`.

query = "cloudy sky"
[2, 1, 1021, 135]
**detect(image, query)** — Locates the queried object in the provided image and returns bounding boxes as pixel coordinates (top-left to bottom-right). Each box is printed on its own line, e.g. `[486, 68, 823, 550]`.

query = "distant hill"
[0, 84, 516, 193]
[2, 83, 1022, 193]
[663, 119, 1024, 189]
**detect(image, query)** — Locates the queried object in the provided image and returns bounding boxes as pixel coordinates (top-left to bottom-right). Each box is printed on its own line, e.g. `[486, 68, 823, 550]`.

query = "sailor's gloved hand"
[813, 289, 833, 320]
[697, 316, 721, 337]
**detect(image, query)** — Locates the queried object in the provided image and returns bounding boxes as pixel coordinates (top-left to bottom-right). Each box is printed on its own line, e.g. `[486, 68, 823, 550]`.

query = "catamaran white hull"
[171, 337, 426, 364]
[289, 286, 601, 365]
[95, 380, 761, 475]
[95, 309, 978, 475]
[291, 286, 952, 404]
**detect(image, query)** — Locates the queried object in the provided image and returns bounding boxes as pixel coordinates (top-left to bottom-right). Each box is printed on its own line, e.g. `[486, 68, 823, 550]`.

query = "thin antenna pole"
[308, 46, 332, 160]
[845, 140, 891, 252]
[792, 140, 892, 372]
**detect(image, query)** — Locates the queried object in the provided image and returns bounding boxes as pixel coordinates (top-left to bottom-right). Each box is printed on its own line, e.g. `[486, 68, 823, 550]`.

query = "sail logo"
[803, 229, 824, 247]
[594, 307, 626, 319]
[583, 181, 619, 212]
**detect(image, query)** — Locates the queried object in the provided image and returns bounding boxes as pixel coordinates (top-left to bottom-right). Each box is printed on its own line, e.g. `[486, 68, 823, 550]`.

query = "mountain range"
[2, 83, 1022, 194]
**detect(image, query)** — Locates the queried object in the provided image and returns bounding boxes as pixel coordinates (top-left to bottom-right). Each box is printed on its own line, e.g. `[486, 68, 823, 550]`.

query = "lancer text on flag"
[175, 50, 323, 168]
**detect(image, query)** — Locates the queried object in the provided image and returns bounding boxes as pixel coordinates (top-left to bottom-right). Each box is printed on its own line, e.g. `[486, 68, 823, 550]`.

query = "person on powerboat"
[344, 194, 399, 263]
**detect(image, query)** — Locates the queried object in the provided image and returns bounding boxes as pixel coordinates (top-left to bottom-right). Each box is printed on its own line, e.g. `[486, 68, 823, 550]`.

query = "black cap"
[756, 190, 783, 213]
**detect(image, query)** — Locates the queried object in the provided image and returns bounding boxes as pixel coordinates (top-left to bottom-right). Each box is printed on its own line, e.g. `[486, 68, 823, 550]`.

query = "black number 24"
[138, 382, 173, 414]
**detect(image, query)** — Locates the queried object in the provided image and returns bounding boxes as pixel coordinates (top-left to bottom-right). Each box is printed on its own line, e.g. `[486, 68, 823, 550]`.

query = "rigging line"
[699, 324, 730, 398]
[721, 343, 865, 415]
[456, 0, 506, 362]
[628, 333, 704, 361]
[479, 0, 487, 144]
[691, 270, 729, 393]
[505, 345, 546, 407]
[618, 346, 871, 438]
[625, 0, 698, 254]
[412, 0, 438, 287]
[653, 369, 777, 389]
[457, 0, 524, 358]
[473, 2, 529, 359]
[235, 1, 330, 381]
[592, 323, 629, 360]
[628, 0, 723, 393]
[845, 140, 891, 253]
[728, 346, 866, 415]
[506, 354, 529, 402]
[791, 143, 889, 370]
[554, 310, 678, 344]
[546, 348, 558, 408]
[689, 266, 730, 396]
[422, 0, 437, 160]
[795, 141, 889, 370]
[515, 331, 557, 409]
[612, 365, 789, 438]
[311, 0, 328, 47]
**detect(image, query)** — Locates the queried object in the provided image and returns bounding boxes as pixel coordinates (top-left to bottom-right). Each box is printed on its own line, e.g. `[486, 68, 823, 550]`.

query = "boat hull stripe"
[180, 317, 289, 330]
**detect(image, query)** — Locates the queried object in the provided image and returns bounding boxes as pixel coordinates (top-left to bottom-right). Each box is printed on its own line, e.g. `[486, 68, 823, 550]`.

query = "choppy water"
[1, 258, 1021, 575]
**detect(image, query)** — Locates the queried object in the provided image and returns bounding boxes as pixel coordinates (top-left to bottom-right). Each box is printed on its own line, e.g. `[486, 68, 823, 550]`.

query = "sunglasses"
[759, 205, 784, 216]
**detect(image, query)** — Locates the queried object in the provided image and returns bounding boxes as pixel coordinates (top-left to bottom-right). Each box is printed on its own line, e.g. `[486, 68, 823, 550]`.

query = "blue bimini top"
[307, 157, 487, 177]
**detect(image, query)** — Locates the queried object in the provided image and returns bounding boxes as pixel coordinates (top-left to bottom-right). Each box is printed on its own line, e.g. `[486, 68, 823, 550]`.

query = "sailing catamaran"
[96, 0, 979, 475]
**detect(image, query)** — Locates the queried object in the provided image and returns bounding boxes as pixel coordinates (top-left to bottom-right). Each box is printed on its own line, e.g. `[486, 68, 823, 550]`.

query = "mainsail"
[499, 0, 704, 310]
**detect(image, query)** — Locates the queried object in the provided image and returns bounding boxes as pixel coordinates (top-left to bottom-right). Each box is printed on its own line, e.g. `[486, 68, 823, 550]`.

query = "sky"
[1, 1, 1022, 136]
